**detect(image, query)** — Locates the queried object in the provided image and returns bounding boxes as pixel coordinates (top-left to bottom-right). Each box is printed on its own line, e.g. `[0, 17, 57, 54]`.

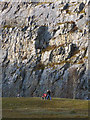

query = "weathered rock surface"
[0, 0, 89, 99]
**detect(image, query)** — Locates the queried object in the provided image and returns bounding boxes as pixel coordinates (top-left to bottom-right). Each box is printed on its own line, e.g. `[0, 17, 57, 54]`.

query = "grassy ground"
[2, 97, 89, 119]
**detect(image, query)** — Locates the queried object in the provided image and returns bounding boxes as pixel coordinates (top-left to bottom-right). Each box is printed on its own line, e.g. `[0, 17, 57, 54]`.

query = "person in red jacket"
[42, 93, 47, 100]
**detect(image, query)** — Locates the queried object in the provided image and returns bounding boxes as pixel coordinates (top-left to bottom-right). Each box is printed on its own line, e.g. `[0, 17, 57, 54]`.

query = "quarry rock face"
[0, 0, 89, 99]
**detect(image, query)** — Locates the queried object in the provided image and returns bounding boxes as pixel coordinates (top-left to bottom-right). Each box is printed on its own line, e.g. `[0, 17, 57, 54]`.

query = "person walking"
[46, 90, 51, 100]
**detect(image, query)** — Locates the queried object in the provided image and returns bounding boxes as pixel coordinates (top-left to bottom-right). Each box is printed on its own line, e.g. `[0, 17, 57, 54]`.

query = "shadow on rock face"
[35, 25, 51, 63]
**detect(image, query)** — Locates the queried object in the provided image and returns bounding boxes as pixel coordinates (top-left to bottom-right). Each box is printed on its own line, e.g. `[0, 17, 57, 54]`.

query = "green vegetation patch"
[42, 45, 56, 53]
[33, 62, 45, 71]
[36, 2, 53, 6]
[57, 21, 75, 26]
[42, 44, 65, 53]
[2, 97, 89, 118]
[2, 25, 15, 29]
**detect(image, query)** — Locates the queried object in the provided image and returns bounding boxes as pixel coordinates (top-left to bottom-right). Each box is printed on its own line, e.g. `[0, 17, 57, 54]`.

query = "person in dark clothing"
[46, 90, 51, 100]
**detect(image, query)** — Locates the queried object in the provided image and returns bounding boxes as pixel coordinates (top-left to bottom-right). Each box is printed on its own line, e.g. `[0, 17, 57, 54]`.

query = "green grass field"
[2, 97, 89, 119]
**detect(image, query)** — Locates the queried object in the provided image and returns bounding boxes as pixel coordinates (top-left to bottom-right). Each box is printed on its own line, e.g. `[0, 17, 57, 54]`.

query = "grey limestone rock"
[1, 0, 88, 99]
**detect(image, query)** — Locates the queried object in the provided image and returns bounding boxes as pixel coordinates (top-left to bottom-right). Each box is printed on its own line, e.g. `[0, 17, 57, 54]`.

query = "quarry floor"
[2, 97, 89, 119]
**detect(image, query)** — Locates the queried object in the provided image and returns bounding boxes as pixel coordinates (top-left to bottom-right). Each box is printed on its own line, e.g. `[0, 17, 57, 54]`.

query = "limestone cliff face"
[0, 0, 89, 99]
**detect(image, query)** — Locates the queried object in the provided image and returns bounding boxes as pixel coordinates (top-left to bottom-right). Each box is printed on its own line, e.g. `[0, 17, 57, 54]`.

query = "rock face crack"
[32, 69, 44, 96]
